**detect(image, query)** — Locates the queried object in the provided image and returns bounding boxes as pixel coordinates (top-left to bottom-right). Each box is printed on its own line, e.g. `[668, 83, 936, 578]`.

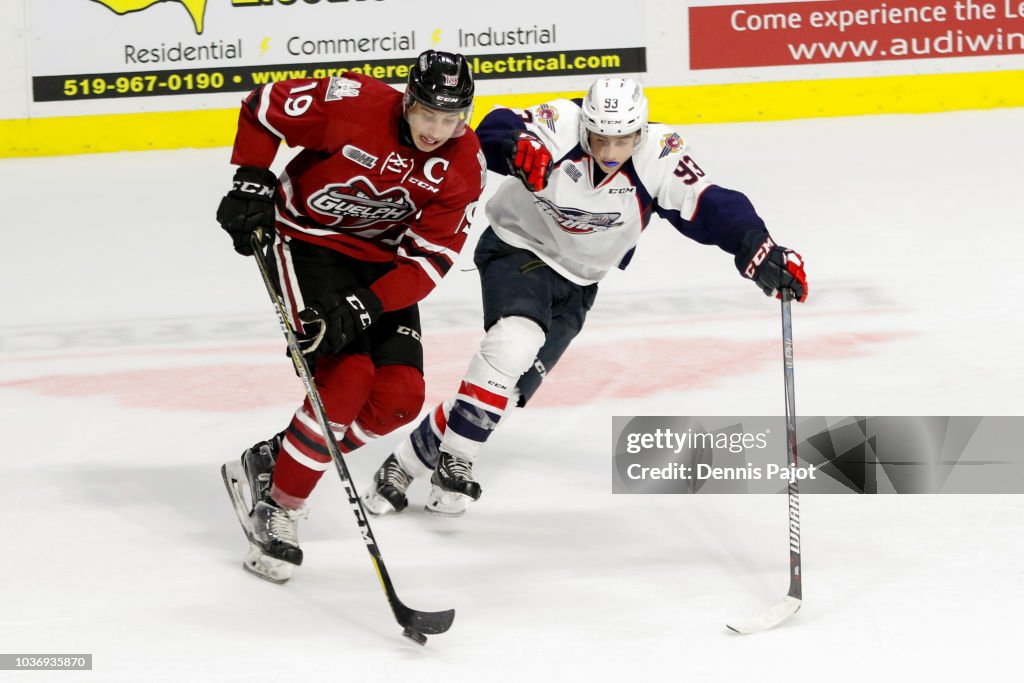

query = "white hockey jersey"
[476, 99, 768, 285]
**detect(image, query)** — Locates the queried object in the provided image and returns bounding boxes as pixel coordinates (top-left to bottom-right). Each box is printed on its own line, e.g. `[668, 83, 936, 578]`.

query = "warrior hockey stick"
[726, 291, 802, 634]
[249, 230, 455, 645]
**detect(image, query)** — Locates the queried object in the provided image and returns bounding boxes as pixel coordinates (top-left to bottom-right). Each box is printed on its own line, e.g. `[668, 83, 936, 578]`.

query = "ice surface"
[1, 108, 1022, 681]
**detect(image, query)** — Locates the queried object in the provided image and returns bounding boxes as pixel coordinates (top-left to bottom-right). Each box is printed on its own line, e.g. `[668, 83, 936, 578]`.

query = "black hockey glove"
[505, 131, 553, 192]
[735, 231, 808, 302]
[216, 166, 277, 256]
[297, 287, 384, 360]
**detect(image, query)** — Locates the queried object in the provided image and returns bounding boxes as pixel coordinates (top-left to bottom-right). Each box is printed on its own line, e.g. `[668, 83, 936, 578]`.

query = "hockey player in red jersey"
[216, 51, 485, 582]
[361, 77, 808, 518]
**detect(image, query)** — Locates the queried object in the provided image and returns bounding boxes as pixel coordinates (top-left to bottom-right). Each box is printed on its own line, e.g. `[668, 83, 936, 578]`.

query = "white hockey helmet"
[579, 77, 648, 154]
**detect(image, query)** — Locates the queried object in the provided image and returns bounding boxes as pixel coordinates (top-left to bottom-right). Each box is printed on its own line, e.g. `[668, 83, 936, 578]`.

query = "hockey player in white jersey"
[362, 77, 808, 516]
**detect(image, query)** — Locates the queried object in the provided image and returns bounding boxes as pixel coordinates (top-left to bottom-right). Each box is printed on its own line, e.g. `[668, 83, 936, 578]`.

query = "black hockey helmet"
[403, 50, 474, 133]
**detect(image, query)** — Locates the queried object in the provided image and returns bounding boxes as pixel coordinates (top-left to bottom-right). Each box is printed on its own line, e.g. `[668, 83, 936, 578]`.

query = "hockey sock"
[438, 316, 544, 460]
[271, 405, 343, 509]
[270, 353, 378, 507]
[394, 401, 451, 475]
[441, 369, 511, 459]
[273, 412, 384, 508]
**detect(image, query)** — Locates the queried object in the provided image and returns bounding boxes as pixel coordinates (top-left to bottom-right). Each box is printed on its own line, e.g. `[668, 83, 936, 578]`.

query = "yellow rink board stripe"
[2, 70, 1023, 157]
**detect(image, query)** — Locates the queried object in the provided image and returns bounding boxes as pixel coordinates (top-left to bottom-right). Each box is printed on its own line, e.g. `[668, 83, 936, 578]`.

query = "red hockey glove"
[506, 131, 553, 192]
[216, 166, 277, 256]
[736, 232, 808, 303]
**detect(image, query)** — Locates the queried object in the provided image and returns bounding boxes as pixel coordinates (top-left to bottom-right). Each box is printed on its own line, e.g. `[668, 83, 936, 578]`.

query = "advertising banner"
[27, 0, 645, 115]
[690, 0, 1024, 70]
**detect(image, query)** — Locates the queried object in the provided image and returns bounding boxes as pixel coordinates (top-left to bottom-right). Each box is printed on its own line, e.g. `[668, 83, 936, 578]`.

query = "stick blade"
[726, 596, 801, 635]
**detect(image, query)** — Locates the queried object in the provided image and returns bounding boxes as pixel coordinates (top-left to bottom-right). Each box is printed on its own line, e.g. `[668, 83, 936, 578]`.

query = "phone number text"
[63, 72, 228, 97]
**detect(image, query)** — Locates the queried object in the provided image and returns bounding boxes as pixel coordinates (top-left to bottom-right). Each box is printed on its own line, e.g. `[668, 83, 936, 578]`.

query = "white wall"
[1, 0, 28, 120]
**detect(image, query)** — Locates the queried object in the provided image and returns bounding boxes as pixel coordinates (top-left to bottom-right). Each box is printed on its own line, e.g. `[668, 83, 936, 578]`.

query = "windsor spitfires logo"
[535, 196, 623, 235]
[307, 177, 416, 229]
[91, 0, 207, 34]
[659, 132, 683, 159]
[536, 104, 559, 133]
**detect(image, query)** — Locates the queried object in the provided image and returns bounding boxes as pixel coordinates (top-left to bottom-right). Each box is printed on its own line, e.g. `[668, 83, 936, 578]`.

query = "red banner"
[690, 0, 1024, 69]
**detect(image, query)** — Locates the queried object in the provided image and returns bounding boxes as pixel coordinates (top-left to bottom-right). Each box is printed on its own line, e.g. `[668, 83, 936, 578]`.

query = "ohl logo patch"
[307, 177, 417, 229]
[659, 132, 683, 159]
[92, 0, 207, 34]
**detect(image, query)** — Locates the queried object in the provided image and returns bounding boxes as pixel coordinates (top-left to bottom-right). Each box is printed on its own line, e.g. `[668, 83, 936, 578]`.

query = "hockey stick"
[726, 290, 802, 634]
[249, 229, 455, 645]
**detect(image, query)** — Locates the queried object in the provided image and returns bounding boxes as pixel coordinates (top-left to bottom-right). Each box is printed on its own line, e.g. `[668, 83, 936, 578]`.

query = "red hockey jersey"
[229, 73, 486, 311]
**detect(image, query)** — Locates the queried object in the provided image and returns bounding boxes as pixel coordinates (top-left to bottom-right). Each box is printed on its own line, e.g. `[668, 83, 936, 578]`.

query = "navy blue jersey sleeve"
[654, 185, 768, 255]
[476, 108, 527, 175]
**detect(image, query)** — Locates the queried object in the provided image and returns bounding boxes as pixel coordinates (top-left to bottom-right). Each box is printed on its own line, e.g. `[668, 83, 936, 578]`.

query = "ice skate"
[222, 437, 306, 584]
[425, 451, 481, 517]
[362, 454, 413, 516]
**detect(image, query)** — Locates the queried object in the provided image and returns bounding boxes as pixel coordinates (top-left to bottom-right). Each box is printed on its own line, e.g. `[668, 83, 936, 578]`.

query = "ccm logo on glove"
[297, 287, 385, 361]
[743, 236, 776, 279]
[345, 293, 374, 329]
[737, 232, 808, 303]
[216, 165, 278, 256]
[234, 179, 275, 198]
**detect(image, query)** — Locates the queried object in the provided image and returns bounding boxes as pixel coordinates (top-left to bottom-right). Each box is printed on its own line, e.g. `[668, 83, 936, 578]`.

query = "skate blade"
[224, 462, 296, 582]
[222, 462, 258, 543]
[424, 488, 472, 517]
[243, 544, 293, 584]
[362, 490, 398, 517]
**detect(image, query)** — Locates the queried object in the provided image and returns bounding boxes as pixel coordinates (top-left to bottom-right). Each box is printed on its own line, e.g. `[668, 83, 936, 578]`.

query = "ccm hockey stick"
[249, 230, 454, 645]
[726, 290, 802, 634]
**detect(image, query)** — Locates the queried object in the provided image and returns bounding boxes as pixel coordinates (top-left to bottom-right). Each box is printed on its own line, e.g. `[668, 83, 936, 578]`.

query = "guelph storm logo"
[307, 177, 416, 229]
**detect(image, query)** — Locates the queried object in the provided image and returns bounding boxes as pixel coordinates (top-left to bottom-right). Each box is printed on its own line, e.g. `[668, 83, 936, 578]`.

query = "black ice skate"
[241, 436, 279, 503]
[425, 451, 481, 517]
[221, 437, 306, 584]
[362, 454, 413, 516]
